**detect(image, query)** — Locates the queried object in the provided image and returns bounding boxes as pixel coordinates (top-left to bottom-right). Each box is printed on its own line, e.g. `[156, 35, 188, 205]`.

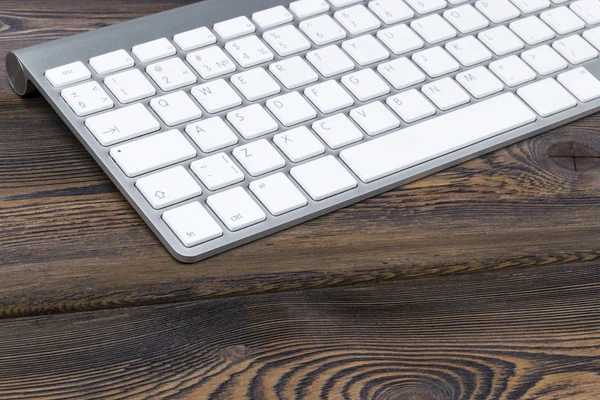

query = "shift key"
[85, 103, 160, 146]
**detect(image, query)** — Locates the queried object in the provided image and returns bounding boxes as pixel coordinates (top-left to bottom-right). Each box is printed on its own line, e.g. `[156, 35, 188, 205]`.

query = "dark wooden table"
[1, 1, 600, 398]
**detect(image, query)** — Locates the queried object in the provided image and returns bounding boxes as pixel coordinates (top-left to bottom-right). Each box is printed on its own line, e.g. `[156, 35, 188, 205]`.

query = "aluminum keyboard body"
[7, 0, 600, 262]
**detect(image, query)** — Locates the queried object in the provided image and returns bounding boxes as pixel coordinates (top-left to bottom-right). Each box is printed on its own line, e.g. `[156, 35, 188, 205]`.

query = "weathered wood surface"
[1, 262, 600, 399]
[1, 0, 600, 320]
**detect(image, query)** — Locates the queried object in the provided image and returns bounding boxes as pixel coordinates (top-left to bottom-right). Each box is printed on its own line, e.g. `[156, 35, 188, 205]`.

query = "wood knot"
[371, 377, 457, 400]
[219, 345, 251, 363]
[547, 141, 600, 172]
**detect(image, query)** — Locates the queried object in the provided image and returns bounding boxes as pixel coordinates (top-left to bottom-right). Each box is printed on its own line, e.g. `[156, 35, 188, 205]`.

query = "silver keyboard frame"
[8, 0, 600, 263]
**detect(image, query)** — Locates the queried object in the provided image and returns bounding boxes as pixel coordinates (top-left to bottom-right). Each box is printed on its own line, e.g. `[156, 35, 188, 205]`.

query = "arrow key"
[136, 166, 202, 209]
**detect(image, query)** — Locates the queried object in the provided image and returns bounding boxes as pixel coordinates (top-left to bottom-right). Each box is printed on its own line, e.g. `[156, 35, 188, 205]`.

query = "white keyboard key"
[557, 67, 600, 101]
[267, 92, 317, 126]
[250, 173, 308, 216]
[342, 35, 390, 65]
[583, 26, 600, 49]
[411, 14, 457, 44]
[191, 79, 242, 114]
[173, 27, 217, 51]
[541, 7, 585, 35]
[45, 61, 91, 88]
[449, 0, 471, 4]
[386, 89, 436, 123]
[421, 77, 471, 110]
[305, 80, 355, 113]
[517, 78, 577, 117]
[329, 0, 363, 7]
[521, 44, 568, 75]
[350, 101, 400, 136]
[227, 104, 279, 139]
[341, 69, 390, 101]
[378, 58, 426, 90]
[89, 50, 134, 75]
[444, 5, 490, 33]
[553, 34, 599, 63]
[490, 55, 536, 87]
[61, 81, 114, 117]
[509, 16, 555, 45]
[377, 24, 424, 55]
[104, 69, 155, 104]
[110, 130, 197, 177]
[313, 113, 364, 148]
[478, 25, 524, 55]
[475, 0, 520, 23]
[163, 202, 223, 247]
[445, 36, 493, 66]
[231, 67, 281, 101]
[190, 153, 244, 190]
[263, 25, 311, 57]
[191, 153, 245, 191]
[412, 46, 460, 77]
[290, 0, 330, 18]
[273, 126, 326, 161]
[214, 16, 256, 40]
[341, 93, 536, 183]
[132, 38, 176, 63]
[334, 5, 381, 35]
[509, 0, 550, 13]
[186, 46, 236, 79]
[306, 45, 355, 77]
[136, 166, 202, 209]
[405, 0, 448, 14]
[150, 91, 203, 126]
[186, 117, 239, 153]
[300, 15, 347, 46]
[233, 139, 286, 176]
[571, 0, 600, 25]
[85, 104, 160, 146]
[225, 35, 274, 68]
[146, 57, 196, 91]
[253, 5, 294, 29]
[269, 57, 319, 89]
[290, 155, 357, 200]
[368, 0, 415, 24]
[207, 187, 266, 231]
[456, 66, 504, 98]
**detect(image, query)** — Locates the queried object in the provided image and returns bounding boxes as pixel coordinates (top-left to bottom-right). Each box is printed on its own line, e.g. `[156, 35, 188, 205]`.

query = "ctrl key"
[207, 187, 267, 231]
[163, 202, 223, 247]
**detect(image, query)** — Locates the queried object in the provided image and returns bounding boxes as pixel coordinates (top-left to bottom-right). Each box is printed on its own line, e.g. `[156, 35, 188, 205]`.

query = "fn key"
[163, 202, 223, 247]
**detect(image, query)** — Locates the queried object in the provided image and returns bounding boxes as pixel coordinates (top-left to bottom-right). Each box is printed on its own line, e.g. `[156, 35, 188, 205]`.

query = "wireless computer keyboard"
[7, 0, 600, 262]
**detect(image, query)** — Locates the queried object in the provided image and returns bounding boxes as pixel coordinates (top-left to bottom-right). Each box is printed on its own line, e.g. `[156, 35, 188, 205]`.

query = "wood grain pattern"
[1, 0, 600, 319]
[2, 261, 600, 399]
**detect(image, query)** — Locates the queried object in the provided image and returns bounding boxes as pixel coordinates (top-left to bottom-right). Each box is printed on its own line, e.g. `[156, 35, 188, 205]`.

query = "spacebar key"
[340, 93, 536, 183]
